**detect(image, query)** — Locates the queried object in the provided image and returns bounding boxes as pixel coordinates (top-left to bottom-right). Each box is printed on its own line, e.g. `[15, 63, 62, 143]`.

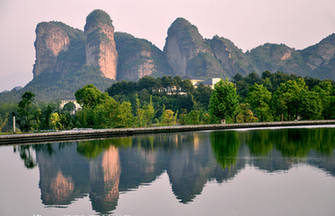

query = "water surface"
[1, 126, 335, 216]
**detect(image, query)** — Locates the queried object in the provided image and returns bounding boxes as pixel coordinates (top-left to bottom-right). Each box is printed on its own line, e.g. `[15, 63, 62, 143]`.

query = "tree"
[272, 78, 308, 120]
[135, 95, 145, 127]
[246, 83, 272, 121]
[160, 105, 177, 126]
[184, 110, 201, 125]
[62, 102, 76, 114]
[17, 92, 37, 132]
[137, 76, 156, 93]
[0, 113, 8, 133]
[193, 83, 212, 109]
[184, 95, 201, 125]
[300, 91, 323, 120]
[75, 84, 113, 108]
[142, 96, 155, 126]
[235, 103, 258, 123]
[209, 79, 239, 123]
[114, 102, 134, 128]
[312, 81, 332, 119]
[39, 103, 57, 130]
[50, 113, 63, 130]
[106, 80, 137, 97]
[75, 84, 120, 129]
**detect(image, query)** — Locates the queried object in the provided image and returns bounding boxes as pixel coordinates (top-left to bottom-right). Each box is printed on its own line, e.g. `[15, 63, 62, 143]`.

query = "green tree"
[193, 83, 212, 110]
[114, 101, 134, 128]
[0, 113, 8, 133]
[184, 110, 201, 125]
[184, 95, 201, 125]
[300, 91, 323, 120]
[246, 83, 272, 121]
[17, 92, 37, 132]
[75, 84, 122, 129]
[50, 113, 63, 130]
[142, 96, 155, 126]
[209, 79, 239, 123]
[75, 84, 113, 108]
[235, 103, 258, 123]
[135, 94, 155, 127]
[137, 76, 156, 93]
[312, 80, 332, 119]
[272, 78, 308, 121]
[39, 103, 57, 130]
[160, 105, 177, 126]
[62, 102, 76, 114]
[135, 96, 145, 127]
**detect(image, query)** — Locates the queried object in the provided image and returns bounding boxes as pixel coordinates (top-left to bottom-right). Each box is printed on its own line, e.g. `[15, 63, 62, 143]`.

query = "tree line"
[1, 71, 335, 133]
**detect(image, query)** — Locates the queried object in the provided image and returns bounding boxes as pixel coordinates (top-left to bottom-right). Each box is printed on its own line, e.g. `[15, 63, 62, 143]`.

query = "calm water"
[1, 126, 335, 216]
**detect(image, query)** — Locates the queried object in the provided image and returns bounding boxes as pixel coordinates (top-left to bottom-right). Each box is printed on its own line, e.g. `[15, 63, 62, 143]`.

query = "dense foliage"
[84, 9, 113, 31]
[209, 79, 239, 123]
[1, 72, 335, 133]
[115, 32, 173, 80]
[234, 71, 335, 121]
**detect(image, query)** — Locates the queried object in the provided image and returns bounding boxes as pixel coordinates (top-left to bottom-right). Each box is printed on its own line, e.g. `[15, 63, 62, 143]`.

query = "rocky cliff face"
[163, 18, 213, 77]
[210, 36, 259, 77]
[247, 34, 335, 79]
[163, 18, 335, 81]
[33, 22, 70, 78]
[32, 22, 86, 78]
[115, 32, 173, 80]
[4, 10, 335, 103]
[247, 43, 301, 74]
[163, 18, 259, 79]
[84, 9, 118, 80]
[302, 34, 335, 79]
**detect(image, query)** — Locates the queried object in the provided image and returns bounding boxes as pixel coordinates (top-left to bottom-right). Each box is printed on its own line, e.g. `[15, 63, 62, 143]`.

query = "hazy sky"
[1, 0, 335, 92]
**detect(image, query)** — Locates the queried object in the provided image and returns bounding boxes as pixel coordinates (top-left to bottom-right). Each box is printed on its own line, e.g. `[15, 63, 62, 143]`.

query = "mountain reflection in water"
[15, 127, 335, 214]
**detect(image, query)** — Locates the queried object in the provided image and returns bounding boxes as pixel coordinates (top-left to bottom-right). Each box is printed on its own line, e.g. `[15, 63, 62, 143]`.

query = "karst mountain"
[1, 9, 335, 103]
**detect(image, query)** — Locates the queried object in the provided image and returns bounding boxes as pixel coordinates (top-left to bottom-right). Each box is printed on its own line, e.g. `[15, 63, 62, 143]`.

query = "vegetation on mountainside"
[1, 71, 335, 133]
[0, 66, 114, 104]
[84, 9, 113, 30]
[209, 35, 259, 77]
[115, 32, 173, 80]
[186, 52, 228, 79]
[165, 18, 210, 53]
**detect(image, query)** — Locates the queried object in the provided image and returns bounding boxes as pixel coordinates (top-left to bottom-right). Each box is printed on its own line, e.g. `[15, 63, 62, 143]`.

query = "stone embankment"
[1, 120, 335, 145]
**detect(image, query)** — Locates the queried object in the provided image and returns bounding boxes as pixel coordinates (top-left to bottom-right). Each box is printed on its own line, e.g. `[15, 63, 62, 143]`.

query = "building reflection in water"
[16, 127, 335, 214]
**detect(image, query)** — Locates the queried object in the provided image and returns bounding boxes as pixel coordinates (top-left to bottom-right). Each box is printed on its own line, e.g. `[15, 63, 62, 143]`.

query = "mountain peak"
[84, 9, 113, 31]
[164, 17, 213, 77]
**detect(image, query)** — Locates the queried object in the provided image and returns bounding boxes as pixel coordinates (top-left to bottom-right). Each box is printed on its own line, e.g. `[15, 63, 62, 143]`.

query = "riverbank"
[1, 120, 335, 145]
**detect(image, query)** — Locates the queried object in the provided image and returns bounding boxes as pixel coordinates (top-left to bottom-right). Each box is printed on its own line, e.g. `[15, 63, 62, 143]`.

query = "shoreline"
[1, 120, 335, 145]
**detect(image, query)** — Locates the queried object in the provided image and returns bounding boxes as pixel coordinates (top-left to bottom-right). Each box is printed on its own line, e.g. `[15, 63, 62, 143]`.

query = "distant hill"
[1, 10, 335, 104]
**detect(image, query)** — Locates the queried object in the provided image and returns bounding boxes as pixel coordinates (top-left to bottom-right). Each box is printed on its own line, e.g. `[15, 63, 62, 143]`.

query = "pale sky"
[1, 0, 335, 92]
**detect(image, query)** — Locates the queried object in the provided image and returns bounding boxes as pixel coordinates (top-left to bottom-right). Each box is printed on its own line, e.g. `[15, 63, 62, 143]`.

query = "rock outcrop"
[209, 36, 259, 77]
[163, 18, 213, 78]
[84, 9, 118, 80]
[247, 34, 335, 79]
[4, 10, 335, 104]
[163, 18, 258, 79]
[302, 34, 335, 79]
[186, 52, 227, 78]
[33, 22, 70, 78]
[32, 22, 86, 78]
[247, 43, 302, 74]
[115, 32, 173, 80]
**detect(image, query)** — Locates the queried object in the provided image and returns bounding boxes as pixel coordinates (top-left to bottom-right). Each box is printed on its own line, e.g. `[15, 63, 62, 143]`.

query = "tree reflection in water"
[14, 127, 335, 214]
